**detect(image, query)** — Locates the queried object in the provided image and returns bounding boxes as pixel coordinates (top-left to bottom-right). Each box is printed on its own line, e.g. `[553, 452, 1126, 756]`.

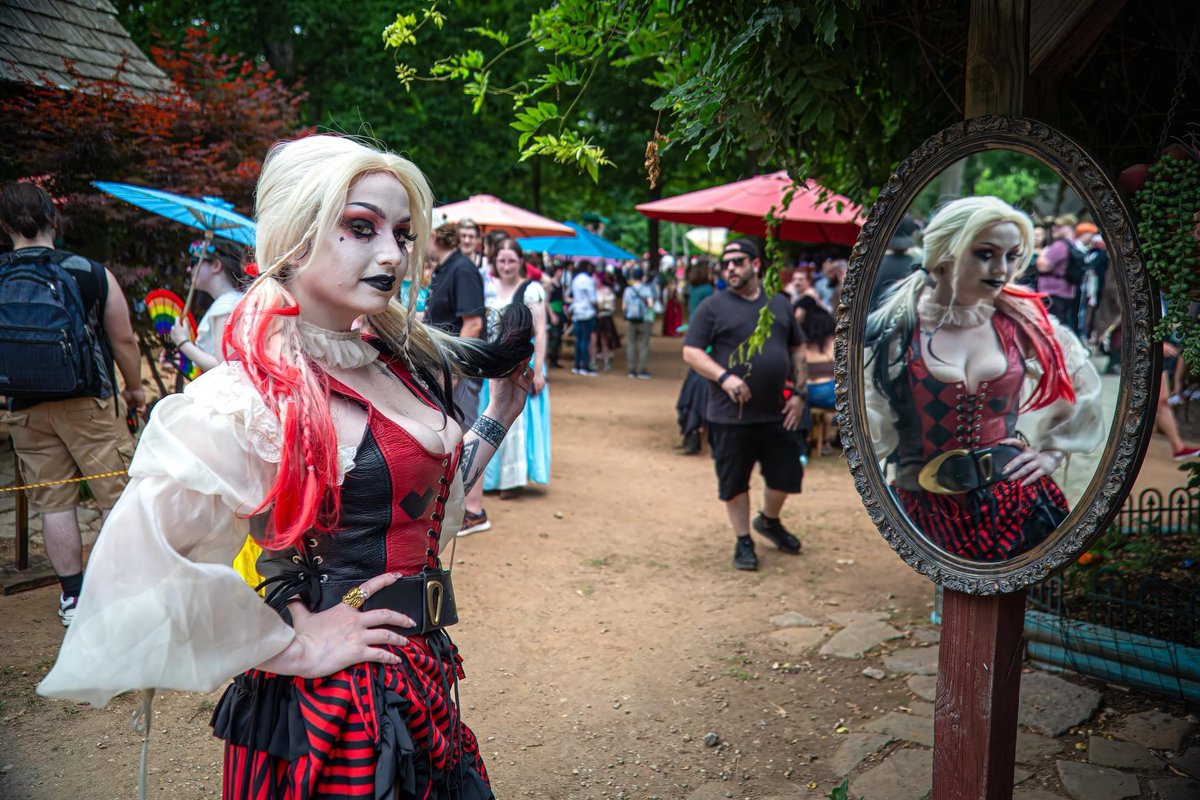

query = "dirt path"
[6, 327, 1175, 799]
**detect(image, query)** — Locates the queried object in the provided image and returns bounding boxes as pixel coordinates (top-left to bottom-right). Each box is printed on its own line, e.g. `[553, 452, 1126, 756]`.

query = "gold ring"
[341, 586, 368, 609]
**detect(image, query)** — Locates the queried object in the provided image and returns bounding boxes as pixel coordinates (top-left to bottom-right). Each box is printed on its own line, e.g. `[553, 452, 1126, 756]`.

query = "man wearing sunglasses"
[682, 239, 807, 571]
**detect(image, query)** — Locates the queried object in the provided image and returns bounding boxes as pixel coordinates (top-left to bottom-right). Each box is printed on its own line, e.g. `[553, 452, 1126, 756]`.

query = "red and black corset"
[887, 313, 1069, 562]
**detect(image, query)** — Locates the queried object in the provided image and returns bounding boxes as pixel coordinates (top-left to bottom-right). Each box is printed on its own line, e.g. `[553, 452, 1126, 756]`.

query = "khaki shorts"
[3, 396, 134, 512]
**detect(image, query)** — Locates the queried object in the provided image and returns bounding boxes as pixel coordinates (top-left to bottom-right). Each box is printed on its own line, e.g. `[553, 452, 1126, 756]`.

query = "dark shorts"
[707, 421, 803, 501]
[452, 376, 483, 430]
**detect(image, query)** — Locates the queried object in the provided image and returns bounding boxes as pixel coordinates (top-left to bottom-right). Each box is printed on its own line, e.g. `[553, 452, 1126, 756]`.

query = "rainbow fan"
[145, 288, 200, 380]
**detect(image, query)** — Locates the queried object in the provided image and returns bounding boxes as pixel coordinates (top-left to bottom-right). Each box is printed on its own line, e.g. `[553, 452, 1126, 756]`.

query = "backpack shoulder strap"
[91, 259, 109, 309]
[513, 278, 534, 307]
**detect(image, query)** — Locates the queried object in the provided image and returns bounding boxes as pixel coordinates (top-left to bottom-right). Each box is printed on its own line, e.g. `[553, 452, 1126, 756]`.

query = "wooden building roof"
[0, 0, 172, 97]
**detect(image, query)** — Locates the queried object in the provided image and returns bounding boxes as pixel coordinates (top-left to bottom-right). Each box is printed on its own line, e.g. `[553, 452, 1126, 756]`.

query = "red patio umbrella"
[433, 194, 575, 238]
[635, 171, 863, 246]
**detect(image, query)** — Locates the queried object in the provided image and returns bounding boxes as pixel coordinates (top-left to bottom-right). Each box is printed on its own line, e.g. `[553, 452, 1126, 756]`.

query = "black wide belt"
[916, 444, 1024, 496]
[362, 568, 459, 636]
[279, 569, 458, 636]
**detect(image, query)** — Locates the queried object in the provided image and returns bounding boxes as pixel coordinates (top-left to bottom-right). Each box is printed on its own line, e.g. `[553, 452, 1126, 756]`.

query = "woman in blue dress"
[476, 238, 551, 500]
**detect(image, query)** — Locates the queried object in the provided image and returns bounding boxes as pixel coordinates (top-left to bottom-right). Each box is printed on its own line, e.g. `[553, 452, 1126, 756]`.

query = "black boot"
[682, 430, 701, 455]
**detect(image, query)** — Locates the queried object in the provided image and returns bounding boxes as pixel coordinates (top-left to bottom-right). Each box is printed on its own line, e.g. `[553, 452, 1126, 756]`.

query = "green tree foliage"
[383, 0, 968, 204]
[117, 0, 741, 257]
[908, 151, 1064, 221]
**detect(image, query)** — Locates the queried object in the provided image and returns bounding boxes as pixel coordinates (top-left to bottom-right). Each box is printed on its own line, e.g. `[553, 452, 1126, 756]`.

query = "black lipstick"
[361, 275, 396, 291]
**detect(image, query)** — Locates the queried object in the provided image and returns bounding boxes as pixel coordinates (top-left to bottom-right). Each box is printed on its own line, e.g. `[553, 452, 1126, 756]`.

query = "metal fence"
[1113, 486, 1200, 535]
[1028, 487, 1200, 647]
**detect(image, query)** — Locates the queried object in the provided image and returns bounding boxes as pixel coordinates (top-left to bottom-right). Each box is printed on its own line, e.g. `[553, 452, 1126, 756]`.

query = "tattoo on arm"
[459, 439, 482, 493]
[471, 415, 507, 448]
[790, 349, 808, 387]
[459, 415, 508, 493]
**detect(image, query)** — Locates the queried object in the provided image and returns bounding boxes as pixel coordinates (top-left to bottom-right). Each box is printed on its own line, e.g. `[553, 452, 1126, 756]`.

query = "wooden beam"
[1029, 0, 1128, 81]
[933, 591, 1028, 800]
[965, 0, 1028, 117]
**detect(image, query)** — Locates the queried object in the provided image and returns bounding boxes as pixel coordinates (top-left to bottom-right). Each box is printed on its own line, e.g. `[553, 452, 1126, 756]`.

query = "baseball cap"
[722, 238, 760, 260]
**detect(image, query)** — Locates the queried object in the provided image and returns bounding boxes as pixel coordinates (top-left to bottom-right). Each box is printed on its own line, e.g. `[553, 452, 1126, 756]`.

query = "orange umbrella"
[433, 194, 575, 238]
[636, 172, 863, 246]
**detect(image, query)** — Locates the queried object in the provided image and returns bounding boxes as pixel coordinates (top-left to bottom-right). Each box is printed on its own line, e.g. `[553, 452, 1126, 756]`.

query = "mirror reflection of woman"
[866, 196, 1104, 562]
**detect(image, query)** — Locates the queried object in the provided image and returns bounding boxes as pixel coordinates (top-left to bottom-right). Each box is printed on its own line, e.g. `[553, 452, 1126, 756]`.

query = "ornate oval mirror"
[836, 116, 1158, 594]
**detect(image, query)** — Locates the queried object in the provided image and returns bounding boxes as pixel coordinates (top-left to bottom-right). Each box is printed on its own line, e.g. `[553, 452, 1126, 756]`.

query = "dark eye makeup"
[346, 218, 376, 239]
[972, 247, 1023, 262]
[344, 216, 418, 247]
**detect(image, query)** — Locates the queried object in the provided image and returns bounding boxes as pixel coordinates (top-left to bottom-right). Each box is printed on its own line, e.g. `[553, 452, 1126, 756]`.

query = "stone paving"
[768, 607, 1200, 799]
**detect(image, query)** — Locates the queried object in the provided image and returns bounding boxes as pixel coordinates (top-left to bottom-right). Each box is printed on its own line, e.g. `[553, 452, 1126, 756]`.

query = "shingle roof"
[0, 0, 173, 98]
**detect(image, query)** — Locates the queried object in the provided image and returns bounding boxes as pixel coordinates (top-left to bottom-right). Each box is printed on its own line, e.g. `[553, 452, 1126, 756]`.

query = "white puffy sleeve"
[863, 352, 900, 460]
[38, 364, 296, 707]
[523, 281, 547, 308]
[1020, 321, 1106, 455]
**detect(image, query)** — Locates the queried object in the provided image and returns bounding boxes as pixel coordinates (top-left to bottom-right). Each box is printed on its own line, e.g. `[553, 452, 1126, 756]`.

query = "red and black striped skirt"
[894, 476, 1069, 562]
[212, 630, 491, 799]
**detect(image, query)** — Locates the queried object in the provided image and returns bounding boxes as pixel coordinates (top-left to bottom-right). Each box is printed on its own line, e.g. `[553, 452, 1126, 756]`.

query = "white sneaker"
[458, 510, 492, 537]
[58, 593, 78, 627]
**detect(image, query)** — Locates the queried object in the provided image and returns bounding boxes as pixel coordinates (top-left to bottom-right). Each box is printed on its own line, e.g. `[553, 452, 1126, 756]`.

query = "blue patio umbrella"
[93, 181, 256, 247]
[519, 221, 636, 261]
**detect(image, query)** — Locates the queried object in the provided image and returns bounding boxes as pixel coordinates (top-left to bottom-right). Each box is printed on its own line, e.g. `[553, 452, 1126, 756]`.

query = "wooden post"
[933, 2, 1029, 799]
[3, 439, 58, 595]
[13, 447, 28, 571]
[964, 0, 1027, 119]
[934, 591, 1027, 799]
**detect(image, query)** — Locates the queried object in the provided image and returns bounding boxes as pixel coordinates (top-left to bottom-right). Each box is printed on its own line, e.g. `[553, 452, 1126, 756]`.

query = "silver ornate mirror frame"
[835, 115, 1158, 594]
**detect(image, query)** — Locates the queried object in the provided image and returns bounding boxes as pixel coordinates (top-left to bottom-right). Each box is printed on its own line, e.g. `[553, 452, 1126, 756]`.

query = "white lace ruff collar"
[297, 321, 380, 369]
[917, 292, 995, 330]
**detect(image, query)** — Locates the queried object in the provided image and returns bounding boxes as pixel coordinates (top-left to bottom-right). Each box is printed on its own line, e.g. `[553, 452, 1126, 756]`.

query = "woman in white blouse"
[40, 134, 535, 799]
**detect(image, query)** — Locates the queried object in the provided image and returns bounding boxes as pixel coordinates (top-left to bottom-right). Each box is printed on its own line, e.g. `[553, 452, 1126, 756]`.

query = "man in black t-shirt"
[683, 239, 807, 571]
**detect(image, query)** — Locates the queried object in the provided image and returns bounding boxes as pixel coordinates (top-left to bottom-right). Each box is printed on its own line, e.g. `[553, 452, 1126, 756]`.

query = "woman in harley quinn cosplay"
[39, 134, 535, 798]
[865, 196, 1104, 563]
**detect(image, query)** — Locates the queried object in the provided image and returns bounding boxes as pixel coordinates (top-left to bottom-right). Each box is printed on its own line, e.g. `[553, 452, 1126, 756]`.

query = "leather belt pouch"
[934, 444, 1024, 493]
[363, 568, 458, 635]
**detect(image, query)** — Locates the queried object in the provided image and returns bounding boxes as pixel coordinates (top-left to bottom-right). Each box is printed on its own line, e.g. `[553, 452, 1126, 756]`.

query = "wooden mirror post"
[933, 2, 1027, 799]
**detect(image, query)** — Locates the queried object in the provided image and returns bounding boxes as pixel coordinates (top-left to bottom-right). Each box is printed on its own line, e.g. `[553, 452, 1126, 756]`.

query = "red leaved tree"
[0, 24, 308, 299]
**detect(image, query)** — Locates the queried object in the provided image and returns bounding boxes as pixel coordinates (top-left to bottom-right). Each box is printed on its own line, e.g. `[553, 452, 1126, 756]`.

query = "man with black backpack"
[1035, 214, 1085, 327]
[0, 183, 143, 626]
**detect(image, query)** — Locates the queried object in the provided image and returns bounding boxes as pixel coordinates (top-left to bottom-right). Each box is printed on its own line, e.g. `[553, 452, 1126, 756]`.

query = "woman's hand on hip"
[259, 572, 415, 678]
[1000, 438, 1064, 486]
